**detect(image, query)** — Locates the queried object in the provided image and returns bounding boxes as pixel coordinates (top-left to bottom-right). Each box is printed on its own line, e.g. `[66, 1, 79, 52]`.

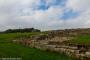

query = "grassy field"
[0, 33, 75, 60]
[69, 35, 90, 45]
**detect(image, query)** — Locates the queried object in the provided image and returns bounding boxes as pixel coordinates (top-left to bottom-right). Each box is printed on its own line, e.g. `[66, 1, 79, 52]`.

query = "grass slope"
[0, 33, 75, 60]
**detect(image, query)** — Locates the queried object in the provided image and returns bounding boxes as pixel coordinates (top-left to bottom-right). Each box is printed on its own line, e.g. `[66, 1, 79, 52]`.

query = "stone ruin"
[12, 28, 90, 60]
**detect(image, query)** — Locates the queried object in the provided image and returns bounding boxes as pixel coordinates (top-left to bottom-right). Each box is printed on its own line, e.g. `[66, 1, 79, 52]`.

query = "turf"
[0, 33, 75, 60]
[69, 35, 90, 45]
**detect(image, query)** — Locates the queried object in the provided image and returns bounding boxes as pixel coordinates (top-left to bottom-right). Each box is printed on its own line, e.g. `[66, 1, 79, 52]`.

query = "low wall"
[12, 37, 90, 60]
[29, 40, 90, 60]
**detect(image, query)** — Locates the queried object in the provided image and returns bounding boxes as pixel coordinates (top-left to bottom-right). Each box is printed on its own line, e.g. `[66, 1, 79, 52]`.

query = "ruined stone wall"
[12, 28, 90, 60]
[29, 38, 90, 60]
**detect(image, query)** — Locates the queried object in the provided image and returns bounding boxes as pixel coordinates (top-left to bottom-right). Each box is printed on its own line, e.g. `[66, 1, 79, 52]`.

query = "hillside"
[0, 32, 75, 60]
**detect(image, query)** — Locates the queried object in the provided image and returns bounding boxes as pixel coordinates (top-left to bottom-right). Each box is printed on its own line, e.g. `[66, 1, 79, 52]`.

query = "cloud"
[66, 0, 90, 12]
[60, 8, 79, 20]
[0, 0, 90, 31]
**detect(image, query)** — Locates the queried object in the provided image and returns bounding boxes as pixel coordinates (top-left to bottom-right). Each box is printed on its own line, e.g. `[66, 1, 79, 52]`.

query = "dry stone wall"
[12, 28, 90, 60]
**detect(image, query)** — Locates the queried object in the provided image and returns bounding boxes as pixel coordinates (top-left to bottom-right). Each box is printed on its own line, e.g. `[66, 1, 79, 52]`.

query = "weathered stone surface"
[12, 28, 90, 60]
[85, 52, 90, 57]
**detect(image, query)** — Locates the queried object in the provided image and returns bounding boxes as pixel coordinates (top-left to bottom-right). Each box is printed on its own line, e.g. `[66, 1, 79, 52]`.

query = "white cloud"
[0, 0, 90, 31]
[66, 0, 90, 12]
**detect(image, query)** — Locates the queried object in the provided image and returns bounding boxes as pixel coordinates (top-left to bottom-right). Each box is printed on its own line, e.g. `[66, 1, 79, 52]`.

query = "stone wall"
[12, 28, 90, 60]
[29, 38, 90, 60]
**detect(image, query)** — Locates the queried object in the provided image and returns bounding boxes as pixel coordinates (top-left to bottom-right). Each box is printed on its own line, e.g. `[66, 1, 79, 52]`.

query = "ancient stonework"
[12, 28, 90, 60]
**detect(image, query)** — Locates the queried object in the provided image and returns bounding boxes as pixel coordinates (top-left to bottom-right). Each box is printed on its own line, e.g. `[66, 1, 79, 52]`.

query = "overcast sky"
[0, 0, 90, 31]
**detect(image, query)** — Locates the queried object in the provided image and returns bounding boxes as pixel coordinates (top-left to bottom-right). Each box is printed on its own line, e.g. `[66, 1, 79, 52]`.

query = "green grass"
[0, 33, 75, 60]
[69, 35, 90, 45]
[0, 32, 42, 42]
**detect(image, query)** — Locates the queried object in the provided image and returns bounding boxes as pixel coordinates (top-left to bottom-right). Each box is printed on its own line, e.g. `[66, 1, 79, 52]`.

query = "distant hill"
[3, 28, 40, 33]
